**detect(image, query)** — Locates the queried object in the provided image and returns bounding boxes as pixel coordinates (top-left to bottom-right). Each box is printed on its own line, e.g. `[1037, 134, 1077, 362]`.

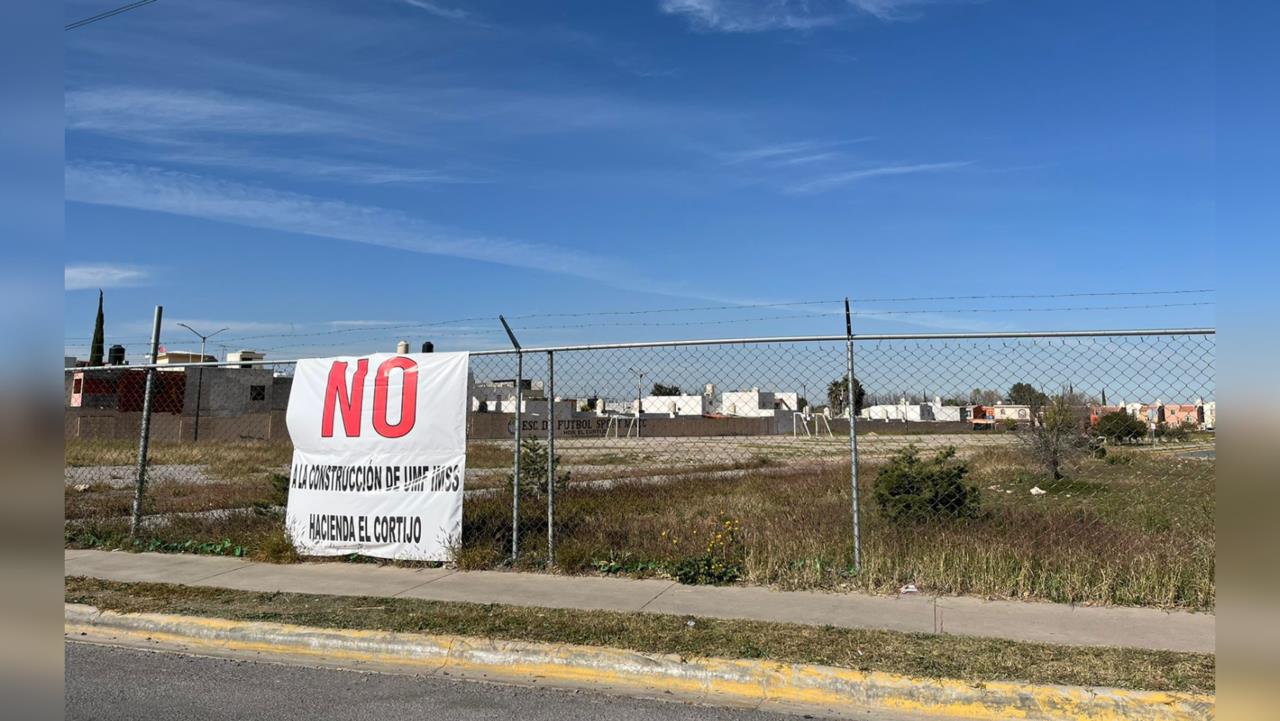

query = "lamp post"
[629, 367, 645, 438]
[176, 323, 228, 442]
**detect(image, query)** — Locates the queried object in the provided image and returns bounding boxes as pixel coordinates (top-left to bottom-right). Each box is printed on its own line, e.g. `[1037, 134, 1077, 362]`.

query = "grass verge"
[65, 576, 1213, 694]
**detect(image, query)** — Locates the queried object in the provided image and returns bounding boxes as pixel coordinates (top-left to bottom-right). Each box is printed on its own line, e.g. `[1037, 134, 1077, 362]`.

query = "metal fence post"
[499, 315, 524, 564]
[546, 350, 556, 566]
[512, 350, 523, 562]
[844, 299, 862, 574]
[130, 305, 163, 537]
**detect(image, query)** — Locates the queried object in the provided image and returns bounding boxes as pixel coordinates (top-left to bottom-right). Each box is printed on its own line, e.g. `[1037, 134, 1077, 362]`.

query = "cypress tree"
[89, 290, 105, 366]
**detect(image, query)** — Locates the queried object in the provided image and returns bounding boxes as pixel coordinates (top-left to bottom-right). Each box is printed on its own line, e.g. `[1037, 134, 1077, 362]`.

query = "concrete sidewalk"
[64, 549, 1214, 654]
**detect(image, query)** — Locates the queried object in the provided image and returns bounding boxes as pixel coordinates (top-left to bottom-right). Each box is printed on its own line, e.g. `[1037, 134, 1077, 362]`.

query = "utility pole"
[177, 323, 228, 442]
[630, 368, 645, 438]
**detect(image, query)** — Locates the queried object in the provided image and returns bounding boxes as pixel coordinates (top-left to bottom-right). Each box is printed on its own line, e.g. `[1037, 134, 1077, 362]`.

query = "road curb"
[65, 604, 1213, 721]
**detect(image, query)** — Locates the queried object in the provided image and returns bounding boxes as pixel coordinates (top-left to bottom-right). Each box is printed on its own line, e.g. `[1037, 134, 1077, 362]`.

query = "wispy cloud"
[661, 0, 842, 33]
[143, 146, 485, 187]
[785, 161, 971, 194]
[660, 0, 937, 33]
[719, 138, 872, 165]
[64, 162, 631, 284]
[847, 0, 935, 21]
[65, 87, 363, 139]
[65, 263, 151, 291]
[397, 0, 472, 21]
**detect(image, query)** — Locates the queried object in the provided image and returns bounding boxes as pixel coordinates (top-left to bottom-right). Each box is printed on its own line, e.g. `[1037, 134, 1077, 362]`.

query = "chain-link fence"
[65, 328, 1215, 608]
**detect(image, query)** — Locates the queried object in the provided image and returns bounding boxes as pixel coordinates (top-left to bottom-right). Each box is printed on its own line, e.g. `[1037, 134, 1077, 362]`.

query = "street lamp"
[177, 323, 229, 442]
[629, 367, 645, 438]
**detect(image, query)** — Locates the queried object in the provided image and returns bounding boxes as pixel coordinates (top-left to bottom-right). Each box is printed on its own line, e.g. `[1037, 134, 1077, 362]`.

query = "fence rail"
[65, 326, 1216, 608]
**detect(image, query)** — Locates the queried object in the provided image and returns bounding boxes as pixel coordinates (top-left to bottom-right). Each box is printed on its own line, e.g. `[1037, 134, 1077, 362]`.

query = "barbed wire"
[62, 290, 1216, 345]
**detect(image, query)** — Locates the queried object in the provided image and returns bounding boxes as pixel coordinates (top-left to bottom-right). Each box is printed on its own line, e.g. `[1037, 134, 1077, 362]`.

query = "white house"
[719, 388, 799, 417]
[633, 394, 709, 417]
[991, 403, 1032, 422]
[471, 378, 546, 413]
[1200, 401, 1216, 430]
[860, 397, 966, 422]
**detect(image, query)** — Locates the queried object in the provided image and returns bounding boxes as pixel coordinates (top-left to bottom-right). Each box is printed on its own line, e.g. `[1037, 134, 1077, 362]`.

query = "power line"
[65, 0, 158, 31]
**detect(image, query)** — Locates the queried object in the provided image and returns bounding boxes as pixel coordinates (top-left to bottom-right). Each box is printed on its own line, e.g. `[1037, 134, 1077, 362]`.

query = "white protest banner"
[285, 352, 469, 560]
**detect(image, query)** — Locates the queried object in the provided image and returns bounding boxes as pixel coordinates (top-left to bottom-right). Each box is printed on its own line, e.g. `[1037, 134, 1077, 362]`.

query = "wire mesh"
[63, 330, 1215, 607]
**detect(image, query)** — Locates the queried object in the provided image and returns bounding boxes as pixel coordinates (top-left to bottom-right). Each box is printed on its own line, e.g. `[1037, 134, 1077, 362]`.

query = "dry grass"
[65, 576, 1214, 693]
[64, 439, 1214, 608]
[66, 439, 292, 482]
[458, 447, 1214, 608]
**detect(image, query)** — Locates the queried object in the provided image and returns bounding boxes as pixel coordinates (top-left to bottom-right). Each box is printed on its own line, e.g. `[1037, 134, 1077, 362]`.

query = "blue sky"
[64, 0, 1215, 360]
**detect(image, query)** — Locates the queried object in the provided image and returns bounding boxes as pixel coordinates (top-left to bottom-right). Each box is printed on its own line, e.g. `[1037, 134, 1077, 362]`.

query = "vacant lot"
[65, 433, 1214, 609]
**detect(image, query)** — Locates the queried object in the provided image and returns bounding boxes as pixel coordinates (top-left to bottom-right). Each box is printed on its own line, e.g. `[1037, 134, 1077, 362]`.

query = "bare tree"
[1023, 391, 1091, 480]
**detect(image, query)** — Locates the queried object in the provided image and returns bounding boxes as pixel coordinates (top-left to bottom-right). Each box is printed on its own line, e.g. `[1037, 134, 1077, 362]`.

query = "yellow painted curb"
[64, 604, 1212, 721]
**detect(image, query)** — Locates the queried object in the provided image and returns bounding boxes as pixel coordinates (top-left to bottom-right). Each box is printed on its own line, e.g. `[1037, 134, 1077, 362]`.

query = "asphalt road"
[66, 642, 835, 721]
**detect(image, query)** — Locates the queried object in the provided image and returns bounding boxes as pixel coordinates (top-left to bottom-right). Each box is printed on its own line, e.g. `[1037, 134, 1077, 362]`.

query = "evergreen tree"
[89, 290, 105, 366]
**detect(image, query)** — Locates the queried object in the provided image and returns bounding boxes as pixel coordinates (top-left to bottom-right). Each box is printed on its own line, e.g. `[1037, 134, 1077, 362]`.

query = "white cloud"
[64, 162, 629, 284]
[660, 0, 936, 32]
[719, 138, 873, 165]
[660, 0, 841, 32]
[397, 0, 471, 21]
[65, 264, 150, 290]
[785, 161, 971, 194]
[144, 146, 484, 186]
[65, 87, 361, 138]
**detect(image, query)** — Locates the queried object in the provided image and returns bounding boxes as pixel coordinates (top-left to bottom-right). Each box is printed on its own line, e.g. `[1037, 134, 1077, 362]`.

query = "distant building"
[156, 350, 214, 364]
[1201, 401, 1216, 430]
[720, 388, 799, 417]
[226, 349, 265, 368]
[471, 378, 546, 413]
[991, 403, 1032, 423]
[67, 368, 186, 413]
[1162, 403, 1200, 429]
[633, 394, 709, 417]
[861, 397, 965, 422]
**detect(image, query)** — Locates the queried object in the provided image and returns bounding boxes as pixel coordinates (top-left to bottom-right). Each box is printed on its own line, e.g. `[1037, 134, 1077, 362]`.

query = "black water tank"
[421, 341, 434, 353]
[108, 344, 126, 365]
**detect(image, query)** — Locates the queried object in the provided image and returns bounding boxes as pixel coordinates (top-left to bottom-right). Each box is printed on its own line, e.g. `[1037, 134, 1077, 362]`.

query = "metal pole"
[193, 337, 204, 442]
[131, 305, 163, 537]
[546, 350, 556, 567]
[177, 324, 227, 442]
[498, 315, 524, 564]
[844, 298, 862, 574]
[512, 350, 522, 562]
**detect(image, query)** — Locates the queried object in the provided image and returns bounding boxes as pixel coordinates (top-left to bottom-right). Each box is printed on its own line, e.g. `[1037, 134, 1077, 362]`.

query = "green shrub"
[508, 438, 570, 498]
[268, 472, 290, 506]
[1155, 421, 1194, 442]
[873, 445, 981, 521]
[1096, 411, 1147, 443]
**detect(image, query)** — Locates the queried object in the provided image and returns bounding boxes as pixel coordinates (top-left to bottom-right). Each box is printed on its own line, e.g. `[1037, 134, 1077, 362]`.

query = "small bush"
[669, 516, 744, 585]
[1096, 411, 1147, 444]
[874, 445, 981, 521]
[508, 438, 570, 498]
[1155, 421, 1194, 442]
[268, 472, 290, 506]
[997, 418, 1019, 432]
